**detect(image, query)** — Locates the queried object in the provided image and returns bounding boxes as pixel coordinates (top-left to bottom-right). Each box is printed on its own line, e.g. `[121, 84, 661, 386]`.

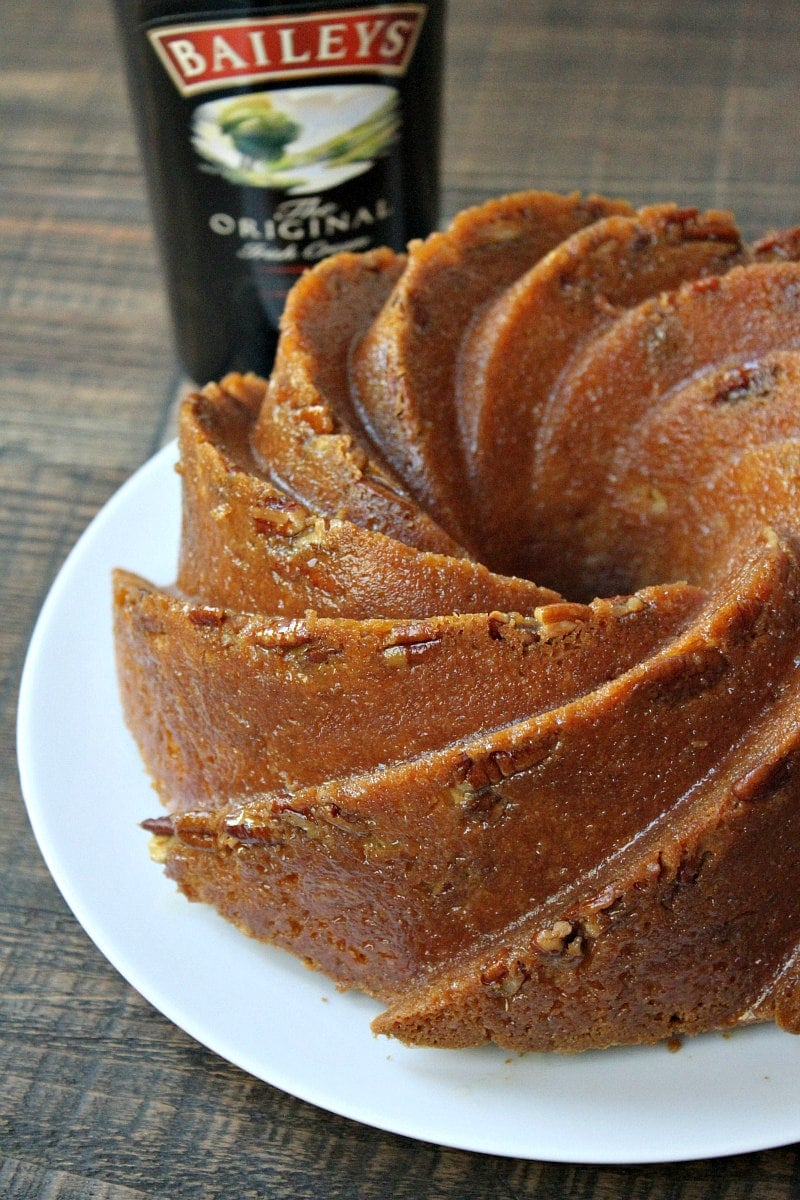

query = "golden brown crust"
[122, 535, 800, 1021]
[583, 351, 800, 590]
[114, 566, 703, 811]
[349, 191, 633, 549]
[529, 261, 800, 596]
[457, 204, 744, 572]
[374, 728, 800, 1050]
[176, 381, 560, 618]
[251, 249, 465, 556]
[113, 190, 800, 1053]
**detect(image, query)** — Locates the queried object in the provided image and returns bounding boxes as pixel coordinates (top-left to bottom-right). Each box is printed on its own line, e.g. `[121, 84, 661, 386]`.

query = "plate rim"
[16, 441, 800, 1166]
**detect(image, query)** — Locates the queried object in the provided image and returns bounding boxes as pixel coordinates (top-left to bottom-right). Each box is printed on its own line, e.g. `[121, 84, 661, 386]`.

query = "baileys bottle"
[112, 1, 446, 381]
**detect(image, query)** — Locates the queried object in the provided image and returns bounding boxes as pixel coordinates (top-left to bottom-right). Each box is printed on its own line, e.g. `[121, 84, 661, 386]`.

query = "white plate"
[17, 443, 800, 1165]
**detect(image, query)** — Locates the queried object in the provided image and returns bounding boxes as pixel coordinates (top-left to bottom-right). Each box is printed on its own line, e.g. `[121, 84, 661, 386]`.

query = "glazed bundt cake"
[113, 190, 800, 1053]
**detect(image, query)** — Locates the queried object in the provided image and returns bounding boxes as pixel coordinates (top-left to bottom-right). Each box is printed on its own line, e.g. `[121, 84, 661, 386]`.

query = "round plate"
[17, 443, 800, 1164]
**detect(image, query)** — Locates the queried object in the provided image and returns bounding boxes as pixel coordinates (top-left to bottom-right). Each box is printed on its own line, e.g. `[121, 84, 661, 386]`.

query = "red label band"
[148, 6, 427, 96]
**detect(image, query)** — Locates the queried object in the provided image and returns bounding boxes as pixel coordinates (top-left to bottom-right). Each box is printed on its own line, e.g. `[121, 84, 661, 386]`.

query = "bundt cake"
[113, 190, 800, 1053]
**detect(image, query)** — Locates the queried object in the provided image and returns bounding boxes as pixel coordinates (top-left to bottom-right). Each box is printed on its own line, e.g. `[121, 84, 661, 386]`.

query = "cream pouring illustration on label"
[113, 1, 444, 382]
[192, 84, 400, 192]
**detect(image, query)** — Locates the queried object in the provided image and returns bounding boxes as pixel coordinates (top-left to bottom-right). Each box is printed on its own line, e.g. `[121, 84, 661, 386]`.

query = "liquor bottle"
[112, 0, 446, 383]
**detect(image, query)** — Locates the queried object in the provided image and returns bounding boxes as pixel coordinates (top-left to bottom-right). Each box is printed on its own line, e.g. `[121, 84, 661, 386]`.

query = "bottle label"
[131, 2, 439, 378]
[148, 6, 426, 96]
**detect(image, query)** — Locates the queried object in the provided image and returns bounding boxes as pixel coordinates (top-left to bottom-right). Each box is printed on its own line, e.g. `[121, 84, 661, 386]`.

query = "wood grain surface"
[4, 0, 800, 1196]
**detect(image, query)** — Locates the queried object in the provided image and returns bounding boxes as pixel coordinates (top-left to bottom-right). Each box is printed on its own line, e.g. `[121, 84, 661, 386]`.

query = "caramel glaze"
[113, 190, 800, 1052]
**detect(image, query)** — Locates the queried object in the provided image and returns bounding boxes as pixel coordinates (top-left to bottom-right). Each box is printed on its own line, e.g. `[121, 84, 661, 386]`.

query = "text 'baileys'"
[112, 1, 446, 382]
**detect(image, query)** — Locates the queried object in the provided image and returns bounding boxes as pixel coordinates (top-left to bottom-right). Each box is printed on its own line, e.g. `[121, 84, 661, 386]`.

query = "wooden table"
[4, 0, 800, 1194]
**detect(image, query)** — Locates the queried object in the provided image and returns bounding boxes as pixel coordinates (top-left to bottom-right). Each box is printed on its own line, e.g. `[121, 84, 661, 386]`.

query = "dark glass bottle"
[112, 0, 446, 382]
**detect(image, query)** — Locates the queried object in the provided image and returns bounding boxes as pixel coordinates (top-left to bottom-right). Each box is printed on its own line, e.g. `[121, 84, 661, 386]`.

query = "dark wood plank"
[443, 0, 800, 236]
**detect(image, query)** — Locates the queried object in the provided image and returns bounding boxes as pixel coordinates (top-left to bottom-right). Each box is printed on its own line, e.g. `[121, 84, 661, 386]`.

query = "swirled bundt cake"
[113, 190, 800, 1053]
